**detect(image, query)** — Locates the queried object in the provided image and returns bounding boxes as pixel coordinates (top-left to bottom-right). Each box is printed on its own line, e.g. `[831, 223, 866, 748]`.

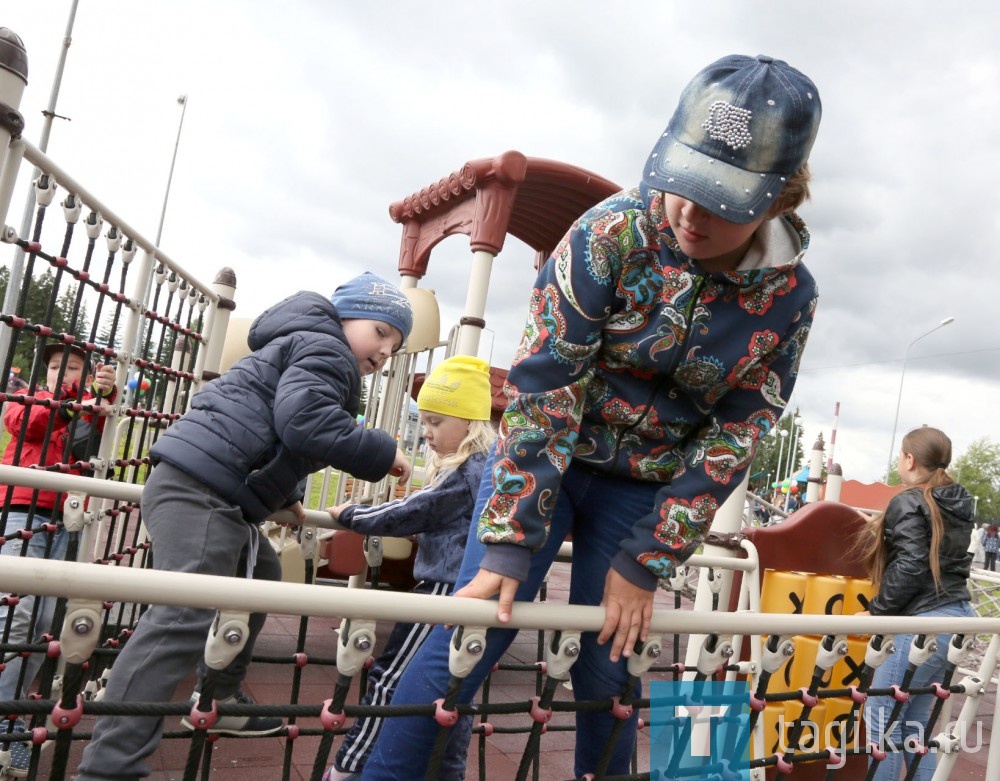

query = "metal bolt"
[721, 645, 735, 658]
[353, 636, 372, 652]
[67, 497, 81, 510]
[646, 645, 662, 659]
[836, 642, 849, 656]
[564, 643, 580, 658]
[782, 644, 795, 657]
[466, 640, 484, 656]
[72, 616, 94, 635]
[224, 629, 243, 645]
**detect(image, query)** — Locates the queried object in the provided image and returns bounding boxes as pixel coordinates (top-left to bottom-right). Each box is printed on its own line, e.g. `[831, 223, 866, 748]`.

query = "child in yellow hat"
[324, 355, 495, 781]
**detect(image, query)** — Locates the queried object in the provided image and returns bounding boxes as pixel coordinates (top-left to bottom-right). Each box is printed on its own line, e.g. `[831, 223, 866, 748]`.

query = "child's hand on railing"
[448, 568, 520, 628]
[598, 568, 654, 663]
[327, 502, 350, 522]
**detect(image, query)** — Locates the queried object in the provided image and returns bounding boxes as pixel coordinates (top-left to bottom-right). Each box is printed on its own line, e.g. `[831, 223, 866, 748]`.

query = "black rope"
[863, 640, 924, 781]
[515, 676, 561, 781]
[425, 675, 464, 781]
[308, 673, 353, 781]
[47, 662, 87, 781]
[776, 634, 839, 780]
[901, 636, 964, 781]
[593, 673, 641, 778]
[183, 678, 219, 781]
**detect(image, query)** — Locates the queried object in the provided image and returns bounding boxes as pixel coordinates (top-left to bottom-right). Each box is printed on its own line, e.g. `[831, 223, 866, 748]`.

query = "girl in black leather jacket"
[859, 426, 975, 781]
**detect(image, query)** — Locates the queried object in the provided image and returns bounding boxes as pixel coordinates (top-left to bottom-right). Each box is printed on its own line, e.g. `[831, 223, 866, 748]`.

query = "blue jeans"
[0, 509, 70, 702]
[362, 452, 662, 780]
[865, 600, 975, 781]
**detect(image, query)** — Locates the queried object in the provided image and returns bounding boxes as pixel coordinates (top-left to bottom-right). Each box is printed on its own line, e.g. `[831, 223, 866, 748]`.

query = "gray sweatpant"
[76, 462, 282, 780]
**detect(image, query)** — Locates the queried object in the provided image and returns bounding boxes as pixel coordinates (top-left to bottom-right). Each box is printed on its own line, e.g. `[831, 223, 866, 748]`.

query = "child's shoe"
[1, 718, 31, 778]
[321, 768, 362, 781]
[180, 690, 283, 736]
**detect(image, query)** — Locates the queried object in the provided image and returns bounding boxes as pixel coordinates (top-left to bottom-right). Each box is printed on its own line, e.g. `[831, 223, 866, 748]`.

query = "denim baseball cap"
[643, 54, 822, 224]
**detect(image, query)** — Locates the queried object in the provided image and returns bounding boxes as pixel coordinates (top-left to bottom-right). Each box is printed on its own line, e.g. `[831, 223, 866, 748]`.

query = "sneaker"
[321, 769, 362, 781]
[180, 690, 283, 736]
[321, 770, 362, 781]
[1, 718, 30, 778]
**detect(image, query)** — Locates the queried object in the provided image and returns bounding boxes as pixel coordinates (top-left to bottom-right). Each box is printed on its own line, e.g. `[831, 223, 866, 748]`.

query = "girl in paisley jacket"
[363, 53, 824, 780]
[860, 426, 975, 781]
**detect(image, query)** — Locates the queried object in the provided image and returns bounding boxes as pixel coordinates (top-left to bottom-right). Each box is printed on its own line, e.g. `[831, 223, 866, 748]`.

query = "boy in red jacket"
[1, 342, 116, 775]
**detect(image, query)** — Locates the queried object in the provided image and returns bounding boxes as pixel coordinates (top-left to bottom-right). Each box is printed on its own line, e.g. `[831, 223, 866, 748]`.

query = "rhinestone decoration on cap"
[701, 101, 753, 150]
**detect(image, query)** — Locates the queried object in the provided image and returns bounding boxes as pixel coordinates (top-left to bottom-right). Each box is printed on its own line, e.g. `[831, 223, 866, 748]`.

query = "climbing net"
[1, 141, 997, 781]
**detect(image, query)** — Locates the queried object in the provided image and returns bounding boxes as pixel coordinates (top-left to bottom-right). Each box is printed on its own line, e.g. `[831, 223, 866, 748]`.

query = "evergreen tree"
[0, 266, 92, 384]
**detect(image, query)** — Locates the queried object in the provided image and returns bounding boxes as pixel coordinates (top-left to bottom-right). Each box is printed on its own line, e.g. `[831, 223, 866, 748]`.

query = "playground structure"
[0, 24, 999, 781]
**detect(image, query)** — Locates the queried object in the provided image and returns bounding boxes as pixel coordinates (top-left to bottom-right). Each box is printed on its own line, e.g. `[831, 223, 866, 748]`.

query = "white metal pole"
[683, 471, 751, 676]
[775, 429, 788, 484]
[1, 4, 75, 363]
[155, 95, 187, 247]
[134, 95, 188, 354]
[885, 317, 954, 480]
[826, 401, 839, 472]
[806, 437, 824, 504]
[455, 248, 494, 357]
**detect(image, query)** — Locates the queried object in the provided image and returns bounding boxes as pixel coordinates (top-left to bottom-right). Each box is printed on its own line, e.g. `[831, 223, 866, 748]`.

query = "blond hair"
[767, 163, 812, 218]
[424, 419, 496, 485]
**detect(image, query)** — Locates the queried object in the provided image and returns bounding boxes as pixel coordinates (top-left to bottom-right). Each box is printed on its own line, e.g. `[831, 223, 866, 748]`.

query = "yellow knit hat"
[417, 356, 492, 421]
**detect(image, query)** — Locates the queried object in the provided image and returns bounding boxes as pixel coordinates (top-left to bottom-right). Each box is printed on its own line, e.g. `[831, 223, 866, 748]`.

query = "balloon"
[127, 377, 138, 390]
[790, 484, 799, 494]
[140, 378, 150, 391]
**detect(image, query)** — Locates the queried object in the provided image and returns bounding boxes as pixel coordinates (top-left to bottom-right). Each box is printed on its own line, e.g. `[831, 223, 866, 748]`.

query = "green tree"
[749, 409, 806, 491]
[0, 265, 92, 382]
[952, 438, 1000, 521]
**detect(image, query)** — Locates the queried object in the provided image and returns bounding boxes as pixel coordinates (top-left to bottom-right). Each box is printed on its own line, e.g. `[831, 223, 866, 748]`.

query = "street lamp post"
[156, 94, 188, 246]
[785, 415, 804, 510]
[775, 429, 789, 484]
[785, 415, 803, 481]
[133, 95, 187, 368]
[885, 317, 955, 481]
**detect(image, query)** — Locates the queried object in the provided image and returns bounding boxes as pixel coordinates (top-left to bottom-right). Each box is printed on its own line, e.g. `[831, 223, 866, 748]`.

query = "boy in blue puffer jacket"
[77, 273, 413, 781]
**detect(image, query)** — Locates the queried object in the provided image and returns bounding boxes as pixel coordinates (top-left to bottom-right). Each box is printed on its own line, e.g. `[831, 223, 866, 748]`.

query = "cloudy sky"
[3, 1, 998, 486]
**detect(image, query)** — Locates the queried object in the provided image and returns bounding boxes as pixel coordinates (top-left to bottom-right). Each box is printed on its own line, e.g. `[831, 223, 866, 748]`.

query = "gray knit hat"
[330, 272, 413, 339]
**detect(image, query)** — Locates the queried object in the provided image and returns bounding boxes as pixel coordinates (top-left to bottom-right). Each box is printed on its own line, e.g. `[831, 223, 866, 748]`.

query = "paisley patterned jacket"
[478, 184, 818, 588]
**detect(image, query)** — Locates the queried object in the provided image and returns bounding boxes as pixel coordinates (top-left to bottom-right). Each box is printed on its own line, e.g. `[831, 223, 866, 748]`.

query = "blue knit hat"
[330, 272, 413, 340]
